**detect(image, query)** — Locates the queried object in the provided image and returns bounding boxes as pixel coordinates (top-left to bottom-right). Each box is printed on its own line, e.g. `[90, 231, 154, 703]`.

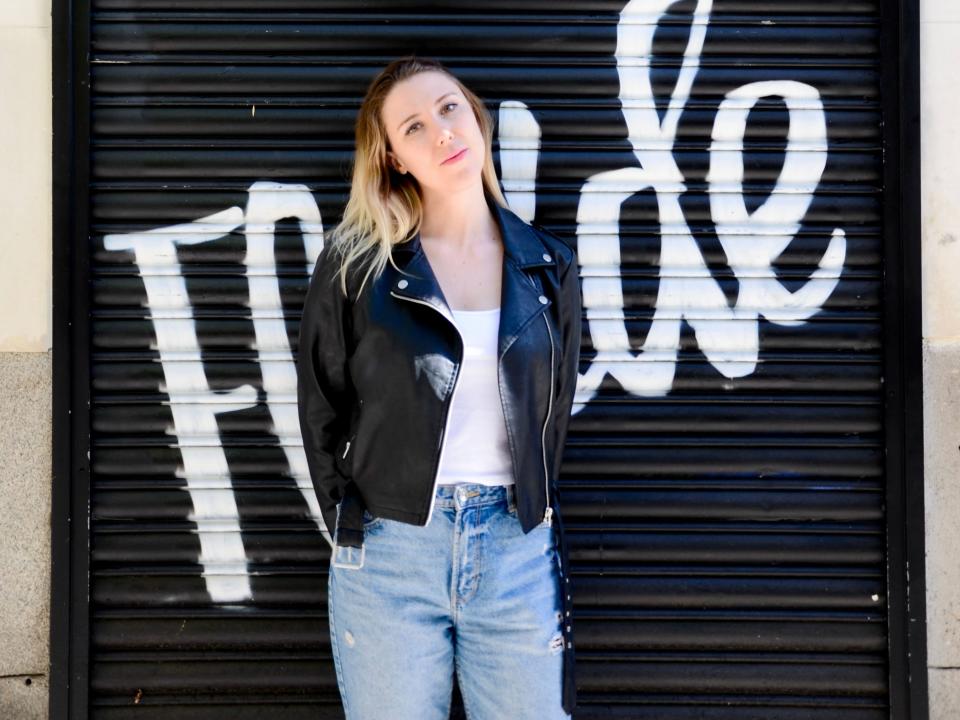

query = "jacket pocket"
[334, 432, 356, 477]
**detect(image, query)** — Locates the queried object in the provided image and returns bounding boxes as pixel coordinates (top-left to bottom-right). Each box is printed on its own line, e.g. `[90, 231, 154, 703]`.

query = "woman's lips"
[442, 148, 468, 165]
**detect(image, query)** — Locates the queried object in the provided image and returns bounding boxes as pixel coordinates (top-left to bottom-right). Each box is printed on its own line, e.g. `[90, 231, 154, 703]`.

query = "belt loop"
[334, 480, 365, 549]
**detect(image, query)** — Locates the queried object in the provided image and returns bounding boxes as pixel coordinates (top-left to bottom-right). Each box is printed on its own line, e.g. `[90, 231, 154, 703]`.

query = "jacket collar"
[389, 195, 556, 358]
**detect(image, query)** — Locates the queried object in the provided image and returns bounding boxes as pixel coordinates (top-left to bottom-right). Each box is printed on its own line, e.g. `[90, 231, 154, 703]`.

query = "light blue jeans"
[328, 482, 571, 719]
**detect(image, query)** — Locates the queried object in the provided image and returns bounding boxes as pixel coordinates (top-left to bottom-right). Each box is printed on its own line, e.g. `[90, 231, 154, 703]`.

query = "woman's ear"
[388, 152, 406, 174]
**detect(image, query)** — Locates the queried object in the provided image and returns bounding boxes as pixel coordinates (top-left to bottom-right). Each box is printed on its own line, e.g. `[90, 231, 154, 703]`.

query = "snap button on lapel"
[397, 279, 408, 289]
[538, 295, 548, 304]
[542, 253, 552, 262]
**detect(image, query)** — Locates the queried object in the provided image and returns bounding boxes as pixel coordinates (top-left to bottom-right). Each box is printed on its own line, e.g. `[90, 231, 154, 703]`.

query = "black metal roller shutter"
[84, 0, 900, 717]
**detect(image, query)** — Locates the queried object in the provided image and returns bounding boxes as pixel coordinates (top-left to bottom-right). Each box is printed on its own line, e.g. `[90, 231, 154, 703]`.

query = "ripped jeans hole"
[549, 633, 564, 655]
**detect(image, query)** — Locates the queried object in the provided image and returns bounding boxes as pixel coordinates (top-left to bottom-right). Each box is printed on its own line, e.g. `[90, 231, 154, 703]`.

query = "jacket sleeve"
[296, 242, 354, 543]
[551, 243, 583, 491]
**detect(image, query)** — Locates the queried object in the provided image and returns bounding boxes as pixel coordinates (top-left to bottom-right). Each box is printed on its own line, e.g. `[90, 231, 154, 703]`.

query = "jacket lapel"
[389, 248, 457, 327]
[390, 197, 556, 359]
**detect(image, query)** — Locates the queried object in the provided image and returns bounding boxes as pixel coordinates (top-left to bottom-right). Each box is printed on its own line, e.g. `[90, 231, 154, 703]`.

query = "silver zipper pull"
[342, 440, 351, 459]
[543, 506, 553, 523]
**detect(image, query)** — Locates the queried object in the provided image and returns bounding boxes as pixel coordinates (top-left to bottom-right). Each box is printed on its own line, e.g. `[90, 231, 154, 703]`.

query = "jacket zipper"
[389, 290, 463, 527]
[527, 264, 555, 526]
[541, 312, 555, 525]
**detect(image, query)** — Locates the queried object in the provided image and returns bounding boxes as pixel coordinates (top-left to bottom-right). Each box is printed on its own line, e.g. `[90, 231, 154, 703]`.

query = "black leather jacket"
[296, 195, 581, 713]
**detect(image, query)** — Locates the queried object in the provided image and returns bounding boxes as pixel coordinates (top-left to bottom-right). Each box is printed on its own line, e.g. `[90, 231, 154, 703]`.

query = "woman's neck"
[418, 185, 497, 252]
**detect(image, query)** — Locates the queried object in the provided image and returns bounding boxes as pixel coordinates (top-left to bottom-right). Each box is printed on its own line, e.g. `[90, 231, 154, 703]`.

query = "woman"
[296, 55, 580, 719]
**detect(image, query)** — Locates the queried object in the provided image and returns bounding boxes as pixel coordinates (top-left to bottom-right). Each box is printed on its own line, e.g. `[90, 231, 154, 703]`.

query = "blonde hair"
[325, 55, 509, 299]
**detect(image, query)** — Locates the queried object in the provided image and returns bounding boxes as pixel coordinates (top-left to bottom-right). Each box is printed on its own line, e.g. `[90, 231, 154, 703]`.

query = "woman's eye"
[404, 104, 458, 135]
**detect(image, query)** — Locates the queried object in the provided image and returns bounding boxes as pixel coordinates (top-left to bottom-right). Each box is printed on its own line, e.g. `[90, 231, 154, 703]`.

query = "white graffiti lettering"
[102, 1, 846, 599]
[575, 0, 845, 403]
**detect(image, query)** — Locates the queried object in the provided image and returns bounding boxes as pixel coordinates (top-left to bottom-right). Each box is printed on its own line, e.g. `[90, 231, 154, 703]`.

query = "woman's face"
[380, 70, 486, 196]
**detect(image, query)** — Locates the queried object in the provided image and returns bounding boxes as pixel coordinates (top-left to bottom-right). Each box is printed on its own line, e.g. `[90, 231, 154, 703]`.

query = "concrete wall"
[0, 2, 52, 718]
[921, 1, 960, 718]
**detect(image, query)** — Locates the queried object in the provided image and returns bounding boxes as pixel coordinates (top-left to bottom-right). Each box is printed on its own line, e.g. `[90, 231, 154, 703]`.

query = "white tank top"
[435, 306, 514, 487]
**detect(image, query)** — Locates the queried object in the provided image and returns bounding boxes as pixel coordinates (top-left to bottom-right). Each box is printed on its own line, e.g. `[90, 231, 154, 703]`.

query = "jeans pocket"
[361, 508, 384, 531]
[507, 498, 551, 530]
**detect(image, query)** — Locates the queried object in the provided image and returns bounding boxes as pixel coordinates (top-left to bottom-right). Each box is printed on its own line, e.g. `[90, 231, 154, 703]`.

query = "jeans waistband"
[432, 482, 516, 510]
[334, 481, 517, 550]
